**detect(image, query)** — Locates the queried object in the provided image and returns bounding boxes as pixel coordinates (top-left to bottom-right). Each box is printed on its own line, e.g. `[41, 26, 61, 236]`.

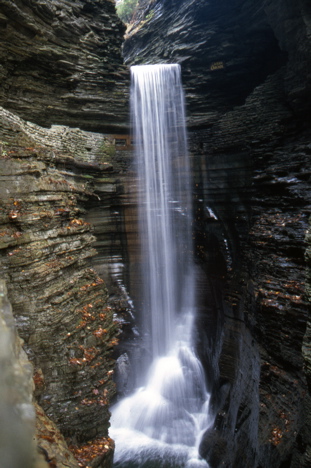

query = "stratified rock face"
[0, 1, 131, 464]
[0, 279, 80, 468]
[191, 86, 310, 467]
[125, 0, 311, 127]
[0, 0, 129, 132]
[124, 0, 287, 127]
[35, 403, 80, 468]
[122, 1, 311, 467]
[0, 108, 123, 459]
[0, 279, 36, 468]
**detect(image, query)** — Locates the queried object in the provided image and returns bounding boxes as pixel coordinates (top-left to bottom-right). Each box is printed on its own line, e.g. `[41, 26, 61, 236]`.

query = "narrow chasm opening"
[114, 0, 139, 25]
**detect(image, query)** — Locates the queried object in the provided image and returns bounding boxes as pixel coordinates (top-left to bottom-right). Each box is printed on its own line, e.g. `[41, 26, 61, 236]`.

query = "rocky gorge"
[0, 0, 310, 468]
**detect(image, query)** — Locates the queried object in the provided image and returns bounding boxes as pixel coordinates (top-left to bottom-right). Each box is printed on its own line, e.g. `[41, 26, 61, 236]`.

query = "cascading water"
[110, 64, 212, 468]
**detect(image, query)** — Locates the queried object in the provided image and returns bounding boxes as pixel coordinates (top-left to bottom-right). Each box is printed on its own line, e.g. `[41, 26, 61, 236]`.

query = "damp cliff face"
[0, 1, 131, 466]
[0, 277, 82, 468]
[123, 1, 311, 467]
[0, 0, 129, 132]
[125, 0, 311, 126]
[0, 106, 129, 466]
[0, 279, 37, 468]
[0, 0, 310, 467]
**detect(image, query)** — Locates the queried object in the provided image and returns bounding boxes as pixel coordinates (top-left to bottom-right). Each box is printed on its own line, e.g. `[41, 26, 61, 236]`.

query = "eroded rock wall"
[0, 1, 133, 465]
[124, 0, 288, 126]
[0, 279, 37, 468]
[0, 106, 130, 466]
[0, 278, 81, 468]
[0, 0, 129, 132]
[190, 74, 310, 468]
[123, 0, 311, 466]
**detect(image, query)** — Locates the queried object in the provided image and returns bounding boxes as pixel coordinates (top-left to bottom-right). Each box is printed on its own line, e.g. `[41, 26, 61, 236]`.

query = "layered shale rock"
[0, 0, 310, 467]
[0, 106, 129, 466]
[0, 279, 37, 468]
[0, 0, 129, 132]
[123, 0, 311, 466]
[301, 219, 311, 468]
[0, 2, 131, 467]
[0, 1, 131, 465]
[125, 0, 311, 125]
[0, 279, 80, 468]
[124, 0, 288, 127]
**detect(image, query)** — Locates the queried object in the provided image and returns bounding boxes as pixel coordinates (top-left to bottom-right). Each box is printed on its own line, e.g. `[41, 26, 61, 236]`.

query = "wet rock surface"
[188, 72, 311, 468]
[35, 403, 80, 468]
[126, 0, 311, 128]
[0, 279, 37, 468]
[124, 0, 311, 467]
[0, 107, 127, 465]
[190, 81, 311, 468]
[0, 0, 129, 132]
[0, 278, 81, 468]
[0, 1, 130, 467]
[124, 0, 288, 127]
[0, 0, 310, 467]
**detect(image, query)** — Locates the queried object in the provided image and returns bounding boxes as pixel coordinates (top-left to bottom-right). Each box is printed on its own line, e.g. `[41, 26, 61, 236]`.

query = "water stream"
[110, 64, 211, 468]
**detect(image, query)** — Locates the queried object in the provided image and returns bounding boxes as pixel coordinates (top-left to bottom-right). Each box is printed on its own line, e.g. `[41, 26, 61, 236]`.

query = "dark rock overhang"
[0, 0, 130, 133]
[123, 0, 311, 129]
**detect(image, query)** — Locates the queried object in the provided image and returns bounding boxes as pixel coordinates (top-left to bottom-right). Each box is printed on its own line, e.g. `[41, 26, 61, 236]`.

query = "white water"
[110, 64, 211, 468]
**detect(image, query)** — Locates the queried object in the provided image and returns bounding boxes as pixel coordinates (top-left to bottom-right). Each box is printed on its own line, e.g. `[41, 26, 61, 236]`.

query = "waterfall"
[133, 63, 194, 359]
[110, 64, 211, 468]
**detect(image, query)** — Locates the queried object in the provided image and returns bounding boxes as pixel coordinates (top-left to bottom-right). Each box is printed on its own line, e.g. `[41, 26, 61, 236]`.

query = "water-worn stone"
[0, 279, 81, 468]
[190, 74, 310, 468]
[124, 0, 288, 128]
[35, 403, 80, 468]
[0, 0, 129, 132]
[123, 1, 311, 467]
[0, 279, 36, 468]
[0, 1, 129, 467]
[1, 0, 311, 467]
[0, 107, 125, 467]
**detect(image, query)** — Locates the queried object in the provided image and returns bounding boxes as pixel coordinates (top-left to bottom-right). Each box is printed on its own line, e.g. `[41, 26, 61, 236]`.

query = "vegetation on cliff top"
[115, 0, 138, 23]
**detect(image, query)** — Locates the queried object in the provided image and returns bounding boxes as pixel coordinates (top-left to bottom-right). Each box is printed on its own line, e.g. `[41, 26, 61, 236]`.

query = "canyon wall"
[123, 0, 311, 467]
[0, 1, 130, 466]
[0, 105, 129, 467]
[0, 0, 310, 467]
[0, 0, 129, 132]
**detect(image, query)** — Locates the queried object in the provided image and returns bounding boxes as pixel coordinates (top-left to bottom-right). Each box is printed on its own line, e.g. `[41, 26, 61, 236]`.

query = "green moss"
[96, 178, 116, 184]
[96, 140, 116, 163]
[0, 141, 8, 157]
[145, 9, 155, 22]
[103, 144, 116, 158]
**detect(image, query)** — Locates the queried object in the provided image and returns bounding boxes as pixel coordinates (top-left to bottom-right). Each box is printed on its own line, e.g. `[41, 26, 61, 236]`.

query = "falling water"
[110, 64, 211, 468]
